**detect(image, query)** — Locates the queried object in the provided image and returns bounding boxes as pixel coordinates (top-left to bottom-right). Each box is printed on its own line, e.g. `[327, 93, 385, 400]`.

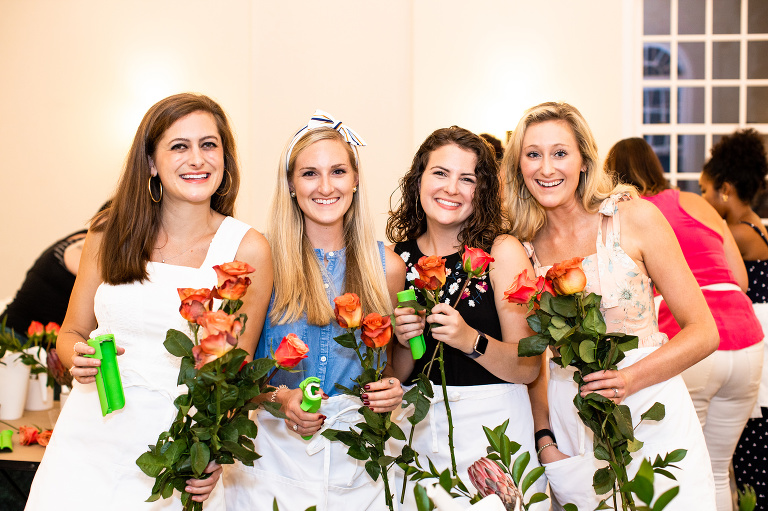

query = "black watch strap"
[465, 330, 489, 359]
[534, 428, 556, 445]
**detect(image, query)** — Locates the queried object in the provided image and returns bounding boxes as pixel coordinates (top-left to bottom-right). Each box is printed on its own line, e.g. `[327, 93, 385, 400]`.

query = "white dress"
[25, 216, 252, 511]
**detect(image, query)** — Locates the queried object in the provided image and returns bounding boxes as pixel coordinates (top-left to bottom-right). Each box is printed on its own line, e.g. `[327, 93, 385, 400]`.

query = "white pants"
[391, 383, 547, 511]
[682, 341, 764, 511]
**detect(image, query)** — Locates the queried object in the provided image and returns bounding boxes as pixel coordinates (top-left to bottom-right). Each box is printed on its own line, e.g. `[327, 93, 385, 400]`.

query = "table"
[0, 402, 59, 501]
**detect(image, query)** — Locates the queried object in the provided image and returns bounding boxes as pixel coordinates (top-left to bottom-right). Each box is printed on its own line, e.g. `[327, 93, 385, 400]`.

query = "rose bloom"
[37, 430, 53, 447]
[334, 293, 363, 329]
[19, 425, 39, 446]
[504, 270, 540, 304]
[27, 321, 44, 339]
[274, 333, 309, 369]
[178, 288, 213, 323]
[212, 261, 255, 300]
[545, 257, 587, 295]
[462, 246, 494, 278]
[44, 322, 60, 336]
[197, 310, 242, 338]
[361, 313, 392, 349]
[414, 255, 447, 291]
[192, 330, 238, 369]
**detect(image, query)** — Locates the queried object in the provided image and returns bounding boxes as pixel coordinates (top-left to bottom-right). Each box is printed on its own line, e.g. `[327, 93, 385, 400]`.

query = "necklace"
[156, 230, 212, 263]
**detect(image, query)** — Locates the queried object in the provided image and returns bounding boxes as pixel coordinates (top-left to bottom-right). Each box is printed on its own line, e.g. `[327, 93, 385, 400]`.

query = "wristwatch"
[465, 330, 489, 359]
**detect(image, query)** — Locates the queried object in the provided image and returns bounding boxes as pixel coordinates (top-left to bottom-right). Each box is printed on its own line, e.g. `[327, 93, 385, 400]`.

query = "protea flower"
[468, 457, 523, 511]
[47, 348, 73, 387]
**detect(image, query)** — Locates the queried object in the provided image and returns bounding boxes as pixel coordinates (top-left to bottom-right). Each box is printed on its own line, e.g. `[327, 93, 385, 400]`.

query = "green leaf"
[593, 444, 611, 461]
[438, 468, 452, 492]
[623, 475, 654, 505]
[551, 295, 578, 317]
[627, 438, 644, 453]
[662, 449, 687, 465]
[592, 466, 614, 495]
[612, 404, 635, 439]
[563, 504, 579, 511]
[365, 460, 382, 481]
[578, 340, 596, 363]
[388, 422, 406, 441]
[333, 332, 359, 350]
[518, 334, 550, 357]
[414, 483, 434, 511]
[652, 486, 680, 511]
[136, 451, 167, 477]
[164, 329, 194, 358]
[190, 442, 210, 477]
[617, 335, 639, 353]
[273, 498, 279, 511]
[550, 316, 566, 328]
[398, 299, 427, 312]
[483, 426, 501, 453]
[347, 443, 370, 461]
[511, 451, 530, 486]
[261, 401, 287, 419]
[520, 466, 545, 495]
[582, 307, 606, 335]
[560, 343, 575, 367]
[526, 314, 543, 334]
[640, 402, 666, 422]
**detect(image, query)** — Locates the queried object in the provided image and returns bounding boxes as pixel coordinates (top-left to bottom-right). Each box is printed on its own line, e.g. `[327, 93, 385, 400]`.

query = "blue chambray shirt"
[254, 243, 386, 396]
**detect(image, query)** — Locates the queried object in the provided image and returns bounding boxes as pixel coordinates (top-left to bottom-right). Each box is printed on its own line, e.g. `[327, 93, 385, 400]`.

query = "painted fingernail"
[361, 394, 369, 400]
[320, 415, 327, 420]
[363, 400, 370, 406]
[364, 385, 370, 390]
[369, 406, 375, 411]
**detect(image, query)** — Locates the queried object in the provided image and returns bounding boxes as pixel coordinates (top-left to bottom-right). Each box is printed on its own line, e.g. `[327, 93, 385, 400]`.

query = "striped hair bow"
[285, 109, 367, 171]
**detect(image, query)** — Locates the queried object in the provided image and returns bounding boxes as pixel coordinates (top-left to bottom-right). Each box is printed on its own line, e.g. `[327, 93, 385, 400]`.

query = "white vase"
[24, 347, 53, 411]
[0, 352, 32, 420]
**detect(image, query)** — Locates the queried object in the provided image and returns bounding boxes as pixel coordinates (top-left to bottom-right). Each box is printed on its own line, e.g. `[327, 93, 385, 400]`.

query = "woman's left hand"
[427, 303, 476, 355]
[362, 377, 404, 413]
[185, 461, 222, 502]
[580, 369, 632, 404]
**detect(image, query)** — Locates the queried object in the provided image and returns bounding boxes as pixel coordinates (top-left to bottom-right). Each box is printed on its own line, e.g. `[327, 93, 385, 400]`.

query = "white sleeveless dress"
[25, 216, 252, 511]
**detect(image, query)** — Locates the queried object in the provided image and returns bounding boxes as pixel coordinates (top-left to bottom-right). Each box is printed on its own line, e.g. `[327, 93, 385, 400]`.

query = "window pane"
[713, 87, 740, 123]
[748, 0, 768, 33]
[645, 135, 671, 172]
[748, 41, 768, 79]
[713, 0, 741, 34]
[644, 88, 671, 124]
[645, 0, 671, 35]
[678, 87, 705, 123]
[679, 0, 706, 34]
[678, 180, 701, 194]
[747, 87, 768, 123]
[679, 42, 705, 79]
[713, 41, 741, 79]
[678, 135, 706, 173]
[644, 43, 671, 79]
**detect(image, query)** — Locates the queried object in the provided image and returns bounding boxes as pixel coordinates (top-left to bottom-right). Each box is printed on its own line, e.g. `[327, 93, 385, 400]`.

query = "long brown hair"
[605, 137, 669, 195]
[386, 126, 505, 252]
[92, 93, 240, 284]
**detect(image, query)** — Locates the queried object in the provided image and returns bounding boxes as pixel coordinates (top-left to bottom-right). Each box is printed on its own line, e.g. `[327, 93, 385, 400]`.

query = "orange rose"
[361, 313, 392, 349]
[334, 293, 363, 329]
[19, 425, 39, 446]
[27, 321, 44, 340]
[545, 257, 587, 295]
[198, 310, 242, 338]
[503, 270, 540, 305]
[44, 322, 60, 336]
[274, 333, 309, 369]
[212, 261, 255, 300]
[178, 288, 213, 323]
[37, 430, 53, 447]
[414, 255, 447, 291]
[462, 246, 494, 278]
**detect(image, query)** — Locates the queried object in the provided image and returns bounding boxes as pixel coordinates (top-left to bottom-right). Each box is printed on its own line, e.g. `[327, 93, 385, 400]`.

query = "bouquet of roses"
[398, 246, 494, 500]
[136, 261, 308, 511]
[0, 320, 71, 390]
[504, 258, 682, 511]
[321, 292, 409, 511]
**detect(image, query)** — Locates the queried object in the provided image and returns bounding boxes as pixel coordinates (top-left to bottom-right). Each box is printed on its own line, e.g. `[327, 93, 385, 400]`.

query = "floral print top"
[525, 194, 667, 349]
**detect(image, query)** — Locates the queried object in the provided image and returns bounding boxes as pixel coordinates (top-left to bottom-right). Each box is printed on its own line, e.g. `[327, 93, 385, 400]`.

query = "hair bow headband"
[285, 109, 367, 171]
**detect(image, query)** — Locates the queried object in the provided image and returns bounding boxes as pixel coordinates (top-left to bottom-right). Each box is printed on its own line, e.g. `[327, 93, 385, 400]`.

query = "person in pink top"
[606, 137, 764, 511]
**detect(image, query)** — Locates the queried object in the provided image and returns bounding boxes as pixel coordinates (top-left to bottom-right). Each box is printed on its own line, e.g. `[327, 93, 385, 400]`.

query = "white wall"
[0, 0, 633, 301]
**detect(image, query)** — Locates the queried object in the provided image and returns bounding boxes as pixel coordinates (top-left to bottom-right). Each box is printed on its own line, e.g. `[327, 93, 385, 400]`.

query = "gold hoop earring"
[148, 176, 162, 203]
[215, 170, 232, 197]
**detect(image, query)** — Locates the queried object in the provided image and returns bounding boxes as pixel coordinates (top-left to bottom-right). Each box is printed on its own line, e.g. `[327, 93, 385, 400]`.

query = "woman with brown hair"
[25, 93, 273, 510]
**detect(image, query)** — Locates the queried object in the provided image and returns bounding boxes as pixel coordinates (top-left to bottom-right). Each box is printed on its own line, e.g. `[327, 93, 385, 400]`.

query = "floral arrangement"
[398, 246, 494, 500]
[321, 292, 408, 511]
[504, 258, 682, 510]
[0, 319, 71, 389]
[135, 261, 308, 511]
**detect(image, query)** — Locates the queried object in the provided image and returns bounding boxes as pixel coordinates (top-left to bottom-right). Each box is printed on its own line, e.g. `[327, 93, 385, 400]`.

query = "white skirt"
[223, 394, 393, 511]
[391, 383, 547, 511]
[544, 347, 716, 511]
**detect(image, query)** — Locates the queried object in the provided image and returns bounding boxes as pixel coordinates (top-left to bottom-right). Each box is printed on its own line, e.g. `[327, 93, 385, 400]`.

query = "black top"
[741, 222, 768, 304]
[394, 238, 504, 386]
[2, 230, 87, 336]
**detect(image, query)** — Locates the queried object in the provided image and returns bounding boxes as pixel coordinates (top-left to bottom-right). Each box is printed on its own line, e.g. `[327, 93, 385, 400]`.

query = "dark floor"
[0, 469, 33, 511]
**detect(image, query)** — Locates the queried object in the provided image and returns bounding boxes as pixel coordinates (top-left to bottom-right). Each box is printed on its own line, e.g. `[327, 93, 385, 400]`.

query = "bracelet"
[537, 442, 557, 457]
[534, 428, 556, 445]
[270, 384, 288, 402]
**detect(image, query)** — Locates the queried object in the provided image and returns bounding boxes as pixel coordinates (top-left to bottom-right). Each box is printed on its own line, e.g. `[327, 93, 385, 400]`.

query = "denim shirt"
[255, 242, 387, 396]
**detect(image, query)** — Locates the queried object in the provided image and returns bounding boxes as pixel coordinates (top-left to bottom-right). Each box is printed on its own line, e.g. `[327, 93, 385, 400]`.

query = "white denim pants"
[682, 340, 764, 511]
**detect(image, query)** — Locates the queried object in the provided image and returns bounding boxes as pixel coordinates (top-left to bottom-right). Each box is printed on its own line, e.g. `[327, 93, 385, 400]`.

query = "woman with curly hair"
[388, 126, 545, 509]
[698, 129, 768, 509]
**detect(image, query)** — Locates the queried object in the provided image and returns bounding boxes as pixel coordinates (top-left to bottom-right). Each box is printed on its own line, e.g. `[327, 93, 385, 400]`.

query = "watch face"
[475, 332, 489, 355]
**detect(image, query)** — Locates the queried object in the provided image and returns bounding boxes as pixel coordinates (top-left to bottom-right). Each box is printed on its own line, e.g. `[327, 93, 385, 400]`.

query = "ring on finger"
[292, 423, 298, 432]
[388, 379, 395, 385]
[612, 387, 619, 398]
[74, 341, 89, 355]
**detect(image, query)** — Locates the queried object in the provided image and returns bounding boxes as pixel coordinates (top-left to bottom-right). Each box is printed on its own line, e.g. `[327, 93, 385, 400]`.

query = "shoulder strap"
[203, 217, 253, 266]
[740, 221, 768, 249]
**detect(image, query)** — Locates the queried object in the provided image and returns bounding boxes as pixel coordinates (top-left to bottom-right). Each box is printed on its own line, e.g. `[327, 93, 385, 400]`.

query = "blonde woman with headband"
[503, 102, 717, 510]
[223, 111, 406, 511]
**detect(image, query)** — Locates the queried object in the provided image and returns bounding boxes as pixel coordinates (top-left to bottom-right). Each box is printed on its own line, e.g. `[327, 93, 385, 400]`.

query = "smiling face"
[290, 138, 358, 233]
[419, 143, 478, 230]
[150, 110, 224, 207]
[519, 119, 585, 210]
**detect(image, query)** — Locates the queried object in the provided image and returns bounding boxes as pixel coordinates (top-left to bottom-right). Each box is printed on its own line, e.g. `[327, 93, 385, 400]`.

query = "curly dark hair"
[386, 126, 506, 252]
[703, 129, 768, 203]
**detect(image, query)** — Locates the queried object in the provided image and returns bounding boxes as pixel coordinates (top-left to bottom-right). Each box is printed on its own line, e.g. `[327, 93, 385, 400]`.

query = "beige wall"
[0, 0, 632, 302]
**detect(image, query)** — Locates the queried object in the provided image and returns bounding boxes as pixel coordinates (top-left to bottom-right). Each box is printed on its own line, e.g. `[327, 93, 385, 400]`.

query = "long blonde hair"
[502, 101, 636, 241]
[268, 127, 391, 326]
